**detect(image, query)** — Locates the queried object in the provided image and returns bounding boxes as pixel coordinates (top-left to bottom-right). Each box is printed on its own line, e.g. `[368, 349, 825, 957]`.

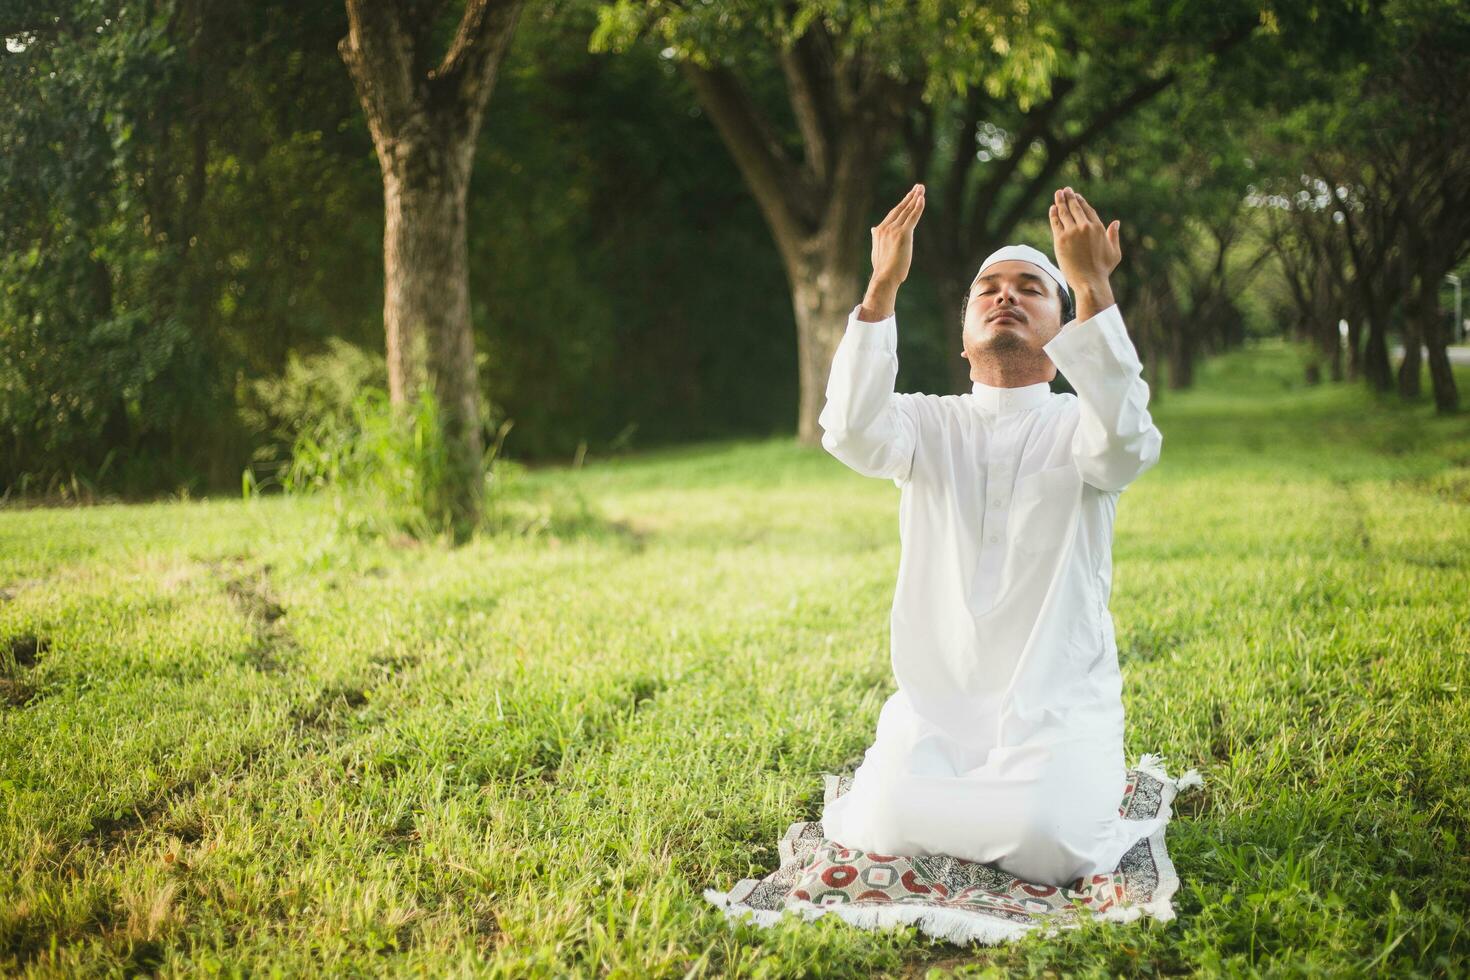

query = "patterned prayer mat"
[704, 754, 1203, 946]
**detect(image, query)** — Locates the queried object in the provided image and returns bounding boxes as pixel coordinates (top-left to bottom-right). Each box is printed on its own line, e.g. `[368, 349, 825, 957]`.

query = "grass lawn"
[2, 342, 1468, 977]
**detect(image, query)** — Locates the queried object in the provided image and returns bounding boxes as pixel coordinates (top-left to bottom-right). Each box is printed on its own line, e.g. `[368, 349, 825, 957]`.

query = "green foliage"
[239, 338, 388, 473]
[236, 336, 473, 540]
[0, 0, 379, 497]
[2, 1, 802, 495]
[590, 0, 1061, 107]
[254, 370, 602, 547]
[471, 6, 797, 457]
[0, 1, 214, 495]
[3, 0, 1463, 499]
[270, 385, 466, 544]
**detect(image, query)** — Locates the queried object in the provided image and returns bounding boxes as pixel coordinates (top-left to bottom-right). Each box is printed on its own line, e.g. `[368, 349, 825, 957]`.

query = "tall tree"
[591, 1, 1052, 443]
[1260, 180, 1354, 383]
[591, 1, 1308, 433]
[1030, 72, 1273, 394]
[339, 0, 525, 535]
[1385, 5, 1470, 413]
[906, 4, 1264, 394]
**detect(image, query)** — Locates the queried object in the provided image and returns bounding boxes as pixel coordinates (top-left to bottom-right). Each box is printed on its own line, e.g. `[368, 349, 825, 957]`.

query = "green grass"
[2, 341, 1468, 977]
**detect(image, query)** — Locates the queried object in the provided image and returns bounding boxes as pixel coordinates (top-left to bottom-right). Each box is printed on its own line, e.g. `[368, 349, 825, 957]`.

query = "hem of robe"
[702, 752, 1202, 947]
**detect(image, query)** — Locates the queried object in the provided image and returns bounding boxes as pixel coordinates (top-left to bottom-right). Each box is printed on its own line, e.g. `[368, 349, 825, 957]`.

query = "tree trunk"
[1393, 257, 1422, 398]
[1345, 316, 1362, 381]
[339, 0, 524, 538]
[783, 185, 890, 445]
[1130, 264, 1188, 391]
[1139, 302, 1164, 398]
[1170, 293, 1193, 393]
[677, 57, 903, 446]
[1362, 303, 1393, 392]
[382, 147, 484, 524]
[1311, 263, 1343, 381]
[1322, 314, 1344, 382]
[1417, 273, 1461, 413]
[1296, 314, 1321, 386]
[1396, 310, 1422, 399]
[790, 252, 867, 443]
[1424, 335, 1460, 414]
[1118, 270, 1167, 397]
[1167, 316, 1195, 390]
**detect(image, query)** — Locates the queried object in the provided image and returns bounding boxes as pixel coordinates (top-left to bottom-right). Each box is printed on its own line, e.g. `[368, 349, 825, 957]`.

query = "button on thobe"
[815, 302, 1165, 887]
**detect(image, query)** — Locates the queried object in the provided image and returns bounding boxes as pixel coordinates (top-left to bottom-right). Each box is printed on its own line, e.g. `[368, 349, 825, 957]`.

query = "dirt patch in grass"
[1, 635, 47, 709]
[0, 678, 38, 708]
[209, 561, 298, 674]
[290, 684, 370, 731]
[369, 652, 419, 675]
[6, 634, 50, 668]
[224, 573, 286, 624]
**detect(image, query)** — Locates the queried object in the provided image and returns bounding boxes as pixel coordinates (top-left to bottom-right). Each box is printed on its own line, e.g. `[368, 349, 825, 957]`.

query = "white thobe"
[816, 302, 1165, 888]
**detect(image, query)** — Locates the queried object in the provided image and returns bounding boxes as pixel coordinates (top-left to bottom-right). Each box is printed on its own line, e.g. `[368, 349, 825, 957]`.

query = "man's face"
[961, 260, 1066, 360]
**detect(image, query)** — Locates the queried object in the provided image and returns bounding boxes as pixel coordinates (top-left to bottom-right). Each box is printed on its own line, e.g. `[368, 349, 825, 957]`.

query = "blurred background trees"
[2, 0, 1466, 504]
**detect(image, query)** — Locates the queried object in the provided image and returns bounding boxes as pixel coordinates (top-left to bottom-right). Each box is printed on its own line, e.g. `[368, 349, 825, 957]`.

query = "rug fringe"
[704, 889, 1171, 946]
[790, 898, 1037, 946]
[706, 888, 1040, 946]
[1135, 752, 1205, 794]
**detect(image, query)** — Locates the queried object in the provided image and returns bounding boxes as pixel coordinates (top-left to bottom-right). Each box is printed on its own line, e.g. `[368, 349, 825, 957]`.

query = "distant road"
[1390, 345, 1470, 366]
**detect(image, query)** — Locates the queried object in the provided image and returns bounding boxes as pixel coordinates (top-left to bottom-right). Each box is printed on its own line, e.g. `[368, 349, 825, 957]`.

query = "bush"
[248, 388, 604, 550]
[241, 339, 608, 545]
[281, 385, 435, 539]
[239, 338, 387, 482]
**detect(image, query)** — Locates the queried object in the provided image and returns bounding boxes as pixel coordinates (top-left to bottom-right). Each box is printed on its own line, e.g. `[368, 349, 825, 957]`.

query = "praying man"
[817, 184, 1167, 888]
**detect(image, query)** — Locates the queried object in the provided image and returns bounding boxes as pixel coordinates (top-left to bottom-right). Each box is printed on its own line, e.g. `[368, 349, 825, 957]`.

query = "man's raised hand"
[860, 184, 925, 321]
[872, 184, 925, 287]
[1048, 186, 1120, 322]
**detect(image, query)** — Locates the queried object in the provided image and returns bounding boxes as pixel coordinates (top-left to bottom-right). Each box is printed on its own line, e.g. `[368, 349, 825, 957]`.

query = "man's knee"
[838, 770, 920, 854]
[1003, 790, 1110, 883]
[859, 785, 911, 850]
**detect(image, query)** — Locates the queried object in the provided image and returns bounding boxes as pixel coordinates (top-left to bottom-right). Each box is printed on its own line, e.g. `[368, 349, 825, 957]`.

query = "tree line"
[2, 0, 1466, 523]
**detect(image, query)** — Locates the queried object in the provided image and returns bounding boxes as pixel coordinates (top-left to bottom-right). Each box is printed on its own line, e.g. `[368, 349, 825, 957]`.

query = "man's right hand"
[859, 184, 925, 321]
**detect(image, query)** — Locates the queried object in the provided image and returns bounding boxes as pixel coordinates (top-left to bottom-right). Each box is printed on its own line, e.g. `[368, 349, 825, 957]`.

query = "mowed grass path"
[2, 343, 1467, 977]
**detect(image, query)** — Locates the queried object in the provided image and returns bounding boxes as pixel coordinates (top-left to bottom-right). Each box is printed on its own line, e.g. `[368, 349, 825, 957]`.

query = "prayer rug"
[703, 754, 1203, 946]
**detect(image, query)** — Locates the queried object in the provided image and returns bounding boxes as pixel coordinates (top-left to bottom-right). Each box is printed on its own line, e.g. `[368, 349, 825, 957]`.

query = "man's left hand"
[1049, 187, 1121, 322]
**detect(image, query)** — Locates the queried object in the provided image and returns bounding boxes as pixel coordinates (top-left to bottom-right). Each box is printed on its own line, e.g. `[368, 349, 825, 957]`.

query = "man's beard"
[971, 326, 1031, 355]
[964, 322, 1050, 378]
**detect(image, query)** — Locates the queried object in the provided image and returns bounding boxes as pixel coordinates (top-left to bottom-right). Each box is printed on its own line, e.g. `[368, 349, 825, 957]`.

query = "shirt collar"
[969, 378, 1053, 413]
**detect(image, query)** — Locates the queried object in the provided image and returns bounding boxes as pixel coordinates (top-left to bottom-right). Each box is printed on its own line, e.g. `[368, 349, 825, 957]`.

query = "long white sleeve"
[818, 304, 920, 484]
[1041, 303, 1162, 492]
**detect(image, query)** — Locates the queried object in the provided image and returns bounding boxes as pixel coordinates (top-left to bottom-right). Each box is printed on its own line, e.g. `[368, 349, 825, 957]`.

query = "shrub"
[241, 340, 605, 544]
[239, 338, 387, 484]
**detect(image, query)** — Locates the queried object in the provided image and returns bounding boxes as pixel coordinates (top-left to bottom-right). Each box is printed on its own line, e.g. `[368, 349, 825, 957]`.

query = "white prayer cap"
[970, 244, 1070, 302]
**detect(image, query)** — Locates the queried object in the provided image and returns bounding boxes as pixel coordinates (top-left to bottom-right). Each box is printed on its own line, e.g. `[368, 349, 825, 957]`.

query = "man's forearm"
[858, 277, 900, 322]
[1072, 277, 1115, 324]
[1042, 304, 1161, 491]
